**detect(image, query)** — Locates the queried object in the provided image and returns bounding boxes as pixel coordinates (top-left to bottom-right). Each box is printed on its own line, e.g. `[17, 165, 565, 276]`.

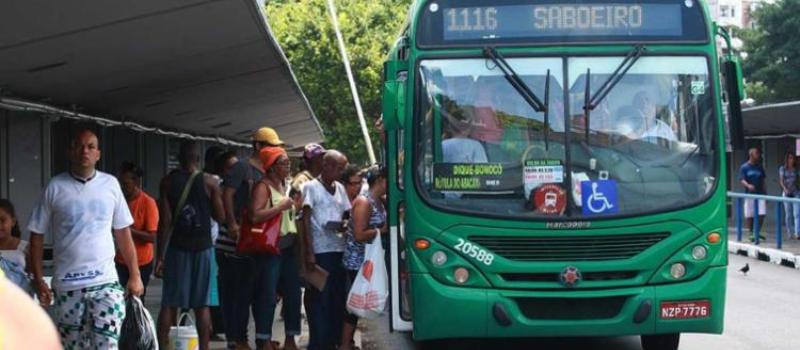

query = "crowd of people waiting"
[0, 125, 387, 350]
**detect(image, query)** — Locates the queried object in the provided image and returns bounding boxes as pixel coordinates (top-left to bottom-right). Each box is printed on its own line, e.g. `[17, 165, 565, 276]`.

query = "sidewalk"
[727, 222, 800, 270]
[142, 280, 363, 350]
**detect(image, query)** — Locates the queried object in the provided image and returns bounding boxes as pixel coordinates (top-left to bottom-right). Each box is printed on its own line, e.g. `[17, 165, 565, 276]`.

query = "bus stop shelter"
[0, 0, 322, 228]
[742, 101, 800, 139]
[728, 100, 800, 195]
[0, 0, 322, 146]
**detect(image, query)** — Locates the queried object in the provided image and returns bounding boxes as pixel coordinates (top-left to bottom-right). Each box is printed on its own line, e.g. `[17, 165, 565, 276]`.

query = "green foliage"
[745, 81, 774, 104]
[266, 0, 412, 165]
[739, 0, 800, 104]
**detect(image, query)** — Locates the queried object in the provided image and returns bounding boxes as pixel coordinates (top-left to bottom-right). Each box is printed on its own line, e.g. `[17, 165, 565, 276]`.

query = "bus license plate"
[660, 300, 710, 319]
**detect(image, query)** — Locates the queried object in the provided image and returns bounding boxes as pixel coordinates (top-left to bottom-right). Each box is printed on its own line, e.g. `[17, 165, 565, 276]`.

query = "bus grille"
[501, 271, 638, 283]
[514, 296, 628, 320]
[469, 233, 669, 261]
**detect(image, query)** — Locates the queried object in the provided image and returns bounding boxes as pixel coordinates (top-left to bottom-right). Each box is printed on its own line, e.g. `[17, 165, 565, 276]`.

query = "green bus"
[380, 0, 746, 349]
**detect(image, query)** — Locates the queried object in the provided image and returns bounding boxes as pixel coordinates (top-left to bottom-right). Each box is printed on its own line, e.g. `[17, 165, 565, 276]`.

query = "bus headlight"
[454, 267, 470, 284]
[691, 245, 707, 260]
[649, 230, 722, 284]
[670, 263, 686, 279]
[431, 251, 448, 266]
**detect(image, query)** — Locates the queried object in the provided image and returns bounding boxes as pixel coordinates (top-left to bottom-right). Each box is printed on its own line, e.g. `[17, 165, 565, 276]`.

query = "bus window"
[417, 58, 566, 216]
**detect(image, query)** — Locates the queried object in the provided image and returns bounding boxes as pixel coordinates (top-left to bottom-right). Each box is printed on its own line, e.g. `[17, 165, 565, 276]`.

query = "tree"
[266, 0, 411, 165]
[739, 0, 800, 104]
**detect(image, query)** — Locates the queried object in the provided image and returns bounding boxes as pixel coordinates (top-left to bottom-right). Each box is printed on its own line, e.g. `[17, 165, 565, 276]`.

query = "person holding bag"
[248, 146, 301, 350]
[340, 165, 388, 350]
[300, 150, 350, 350]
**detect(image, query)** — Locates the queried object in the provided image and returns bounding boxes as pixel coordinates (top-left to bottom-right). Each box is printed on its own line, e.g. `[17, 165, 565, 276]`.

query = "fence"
[728, 192, 800, 249]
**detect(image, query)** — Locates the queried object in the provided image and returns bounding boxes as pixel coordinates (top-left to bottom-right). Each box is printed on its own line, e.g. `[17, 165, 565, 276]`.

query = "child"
[0, 199, 31, 294]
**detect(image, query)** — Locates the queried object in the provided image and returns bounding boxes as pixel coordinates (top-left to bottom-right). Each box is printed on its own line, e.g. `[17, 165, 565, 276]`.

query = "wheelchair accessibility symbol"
[581, 180, 619, 215]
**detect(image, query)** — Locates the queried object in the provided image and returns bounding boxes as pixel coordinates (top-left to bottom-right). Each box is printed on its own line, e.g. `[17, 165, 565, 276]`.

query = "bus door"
[383, 64, 413, 332]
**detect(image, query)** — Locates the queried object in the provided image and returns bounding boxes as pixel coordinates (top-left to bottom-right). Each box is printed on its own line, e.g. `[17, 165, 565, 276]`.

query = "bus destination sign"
[442, 4, 682, 40]
[416, 0, 708, 46]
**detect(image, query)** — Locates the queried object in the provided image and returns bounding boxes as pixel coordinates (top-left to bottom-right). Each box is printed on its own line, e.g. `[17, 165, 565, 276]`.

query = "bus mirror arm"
[583, 44, 646, 144]
[716, 27, 745, 150]
[483, 47, 551, 149]
[544, 69, 551, 150]
[482, 47, 547, 113]
[583, 68, 592, 143]
[723, 60, 745, 150]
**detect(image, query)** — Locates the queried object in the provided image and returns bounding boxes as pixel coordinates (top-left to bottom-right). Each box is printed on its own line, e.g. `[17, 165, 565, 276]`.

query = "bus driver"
[632, 91, 678, 142]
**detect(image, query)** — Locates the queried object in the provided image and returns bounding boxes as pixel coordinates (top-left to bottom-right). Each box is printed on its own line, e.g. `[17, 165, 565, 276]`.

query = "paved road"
[360, 253, 800, 350]
[145, 282, 359, 350]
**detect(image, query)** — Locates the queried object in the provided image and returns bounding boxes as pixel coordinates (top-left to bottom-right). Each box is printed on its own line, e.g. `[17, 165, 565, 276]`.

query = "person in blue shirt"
[739, 148, 767, 242]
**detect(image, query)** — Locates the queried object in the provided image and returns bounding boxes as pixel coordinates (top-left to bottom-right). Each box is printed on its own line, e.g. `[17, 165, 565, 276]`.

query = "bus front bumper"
[410, 266, 726, 340]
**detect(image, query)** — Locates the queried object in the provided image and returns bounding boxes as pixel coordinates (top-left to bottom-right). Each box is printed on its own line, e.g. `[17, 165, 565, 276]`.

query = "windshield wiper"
[483, 47, 551, 148]
[583, 44, 646, 143]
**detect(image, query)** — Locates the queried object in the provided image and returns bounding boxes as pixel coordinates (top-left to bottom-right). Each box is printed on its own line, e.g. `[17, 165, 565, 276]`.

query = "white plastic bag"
[346, 233, 388, 319]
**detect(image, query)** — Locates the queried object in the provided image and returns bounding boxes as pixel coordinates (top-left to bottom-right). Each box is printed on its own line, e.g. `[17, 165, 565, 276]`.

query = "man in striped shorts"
[28, 129, 143, 349]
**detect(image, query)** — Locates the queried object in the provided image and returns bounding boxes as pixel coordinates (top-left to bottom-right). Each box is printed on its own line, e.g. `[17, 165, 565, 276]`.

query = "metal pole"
[754, 200, 760, 245]
[736, 198, 743, 242]
[325, 0, 377, 164]
[776, 202, 783, 249]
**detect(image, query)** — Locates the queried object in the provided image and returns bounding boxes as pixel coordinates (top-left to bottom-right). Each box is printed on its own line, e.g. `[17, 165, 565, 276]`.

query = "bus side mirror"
[724, 59, 745, 150]
[382, 80, 406, 130]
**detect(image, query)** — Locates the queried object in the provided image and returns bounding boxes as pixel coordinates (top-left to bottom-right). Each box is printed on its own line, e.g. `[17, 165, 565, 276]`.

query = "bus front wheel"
[641, 333, 680, 350]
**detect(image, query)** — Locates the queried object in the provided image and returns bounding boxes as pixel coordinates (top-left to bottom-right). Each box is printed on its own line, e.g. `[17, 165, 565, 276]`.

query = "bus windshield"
[416, 55, 717, 219]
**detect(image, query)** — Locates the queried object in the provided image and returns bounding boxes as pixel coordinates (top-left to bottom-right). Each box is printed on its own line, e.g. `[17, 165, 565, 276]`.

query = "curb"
[728, 241, 799, 270]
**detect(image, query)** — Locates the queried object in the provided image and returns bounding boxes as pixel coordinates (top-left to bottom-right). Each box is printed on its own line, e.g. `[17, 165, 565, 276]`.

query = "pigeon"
[739, 263, 750, 275]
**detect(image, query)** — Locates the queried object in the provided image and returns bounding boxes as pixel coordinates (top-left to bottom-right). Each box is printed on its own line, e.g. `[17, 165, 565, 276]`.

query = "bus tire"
[641, 333, 680, 350]
[415, 340, 443, 350]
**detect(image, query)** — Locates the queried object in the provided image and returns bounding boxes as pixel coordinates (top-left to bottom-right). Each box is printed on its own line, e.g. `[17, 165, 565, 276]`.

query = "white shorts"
[744, 199, 767, 218]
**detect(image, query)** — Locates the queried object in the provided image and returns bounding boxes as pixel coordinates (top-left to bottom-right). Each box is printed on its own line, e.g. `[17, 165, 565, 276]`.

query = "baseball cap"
[253, 127, 284, 146]
[303, 143, 326, 160]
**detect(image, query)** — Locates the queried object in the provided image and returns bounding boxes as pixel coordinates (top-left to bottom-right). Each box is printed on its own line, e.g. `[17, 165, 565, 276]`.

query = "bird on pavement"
[739, 263, 750, 275]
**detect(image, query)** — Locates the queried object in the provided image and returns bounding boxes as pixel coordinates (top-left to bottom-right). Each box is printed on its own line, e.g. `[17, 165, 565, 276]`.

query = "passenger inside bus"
[632, 90, 678, 142]
[469, 78, 505, 161]
[441, 102, 488, 164]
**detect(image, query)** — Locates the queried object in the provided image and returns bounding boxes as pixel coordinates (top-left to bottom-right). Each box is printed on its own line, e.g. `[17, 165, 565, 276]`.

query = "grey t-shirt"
[222, 159, 263, 223]
[442, 137, 488, 163]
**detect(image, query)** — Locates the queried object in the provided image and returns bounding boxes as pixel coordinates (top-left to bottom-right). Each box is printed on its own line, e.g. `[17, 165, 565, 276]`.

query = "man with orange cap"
[219, 127, 284, 350]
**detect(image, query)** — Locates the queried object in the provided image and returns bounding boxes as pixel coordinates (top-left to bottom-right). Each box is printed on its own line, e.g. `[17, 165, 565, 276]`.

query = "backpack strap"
[159, 171, 201, 261]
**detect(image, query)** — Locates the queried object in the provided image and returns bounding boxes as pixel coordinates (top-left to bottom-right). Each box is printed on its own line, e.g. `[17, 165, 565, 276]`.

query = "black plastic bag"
[120, 296, 158, 350]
